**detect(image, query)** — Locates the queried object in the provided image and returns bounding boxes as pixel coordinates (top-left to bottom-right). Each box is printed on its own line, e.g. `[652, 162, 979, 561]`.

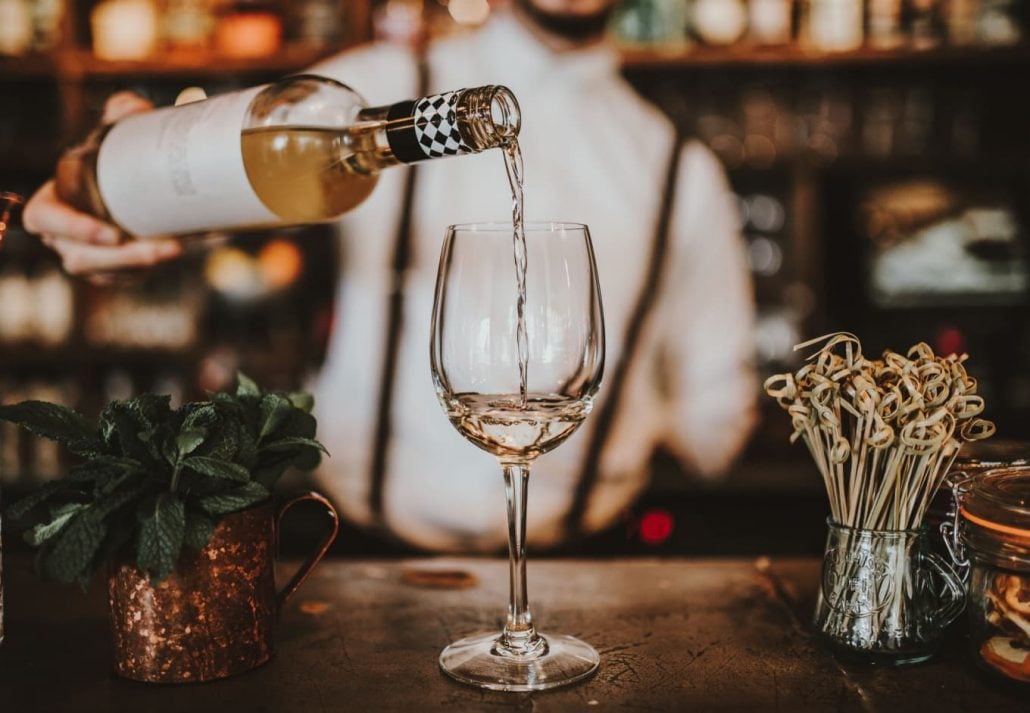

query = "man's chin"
[517, 0, 615, 42]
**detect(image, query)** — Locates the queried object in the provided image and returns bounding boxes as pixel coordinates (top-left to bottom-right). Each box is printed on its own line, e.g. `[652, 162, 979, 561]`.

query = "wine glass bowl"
[430, 221, 605, 691]
[431, 221, 604, 460]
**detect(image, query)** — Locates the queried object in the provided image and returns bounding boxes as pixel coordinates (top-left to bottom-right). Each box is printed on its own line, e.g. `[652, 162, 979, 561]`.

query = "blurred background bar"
[2, 0, 1029, 557]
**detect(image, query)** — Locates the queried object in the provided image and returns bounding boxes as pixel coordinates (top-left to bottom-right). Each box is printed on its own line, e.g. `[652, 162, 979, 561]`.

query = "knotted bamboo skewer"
[765, 333, 995, 531]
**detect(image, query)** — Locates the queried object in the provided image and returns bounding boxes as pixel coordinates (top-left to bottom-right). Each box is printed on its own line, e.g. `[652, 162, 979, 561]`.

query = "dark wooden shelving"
[0, 53, 61, 79]
[63, 45, 339, 79]
[0, 44, 338, 81]
[620, 42, 1030, 70]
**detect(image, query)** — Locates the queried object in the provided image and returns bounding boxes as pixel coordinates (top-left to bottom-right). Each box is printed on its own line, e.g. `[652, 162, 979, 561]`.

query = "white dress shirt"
[309, 13, 757, 552]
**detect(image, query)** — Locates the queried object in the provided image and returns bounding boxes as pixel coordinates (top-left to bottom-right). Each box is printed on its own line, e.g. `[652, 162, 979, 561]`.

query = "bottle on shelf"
[56, 76, 521, 237]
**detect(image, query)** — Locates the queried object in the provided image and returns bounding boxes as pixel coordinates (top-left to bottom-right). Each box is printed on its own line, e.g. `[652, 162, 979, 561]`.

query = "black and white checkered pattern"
[413, 90, 472, 159]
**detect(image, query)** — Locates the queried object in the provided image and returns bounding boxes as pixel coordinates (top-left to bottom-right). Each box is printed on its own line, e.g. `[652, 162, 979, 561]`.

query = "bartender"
[23, 0, 757, 551]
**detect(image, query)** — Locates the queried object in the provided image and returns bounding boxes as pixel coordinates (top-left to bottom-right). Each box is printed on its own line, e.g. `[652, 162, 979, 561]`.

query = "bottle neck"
[358, 85, 520, 168]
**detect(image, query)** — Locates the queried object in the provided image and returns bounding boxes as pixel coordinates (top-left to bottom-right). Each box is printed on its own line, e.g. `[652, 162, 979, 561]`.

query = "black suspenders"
[564, 132, 685, 540]
[368, 58, 430, 523]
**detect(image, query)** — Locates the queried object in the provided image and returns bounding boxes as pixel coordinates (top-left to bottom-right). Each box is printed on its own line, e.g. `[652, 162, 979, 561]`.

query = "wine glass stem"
[500, 461, 539, 654]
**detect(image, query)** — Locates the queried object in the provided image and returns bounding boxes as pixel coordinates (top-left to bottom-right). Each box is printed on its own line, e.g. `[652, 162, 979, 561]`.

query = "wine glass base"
[440, 632, 600, 692]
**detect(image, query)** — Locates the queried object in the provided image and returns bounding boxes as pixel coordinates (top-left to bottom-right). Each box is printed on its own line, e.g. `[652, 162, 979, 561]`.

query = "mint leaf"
[25, 503, 87, 547]
[236, 372, 260, 397]
[234, 421, 258, 469]
[95, 481, 155, 518]
[197, 411, 240, 461]
[6, 480, 74, 521]
[136, 493, 186, 582]
[182, 403, 218, 431]
[258, 436, 328, 453]
[99, 401, 155, 462]
[258, 393, 293, 439]
[40, 510, 106, 585]
[176, 428, 207, 459]
[286, 391, 314, 413]
[0, 401, 99, 455]
[199, 482, 268, 516]
[183, 456, 250, 482]
[183, 510, 217, 551]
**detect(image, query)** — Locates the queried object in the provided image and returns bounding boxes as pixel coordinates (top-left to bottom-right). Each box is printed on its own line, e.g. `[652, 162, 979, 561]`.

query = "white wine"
[503, 138, 530, 408]
[445, 393, 591, 460]
[56, 78, 520, 237]
[241, 125, 378, 223]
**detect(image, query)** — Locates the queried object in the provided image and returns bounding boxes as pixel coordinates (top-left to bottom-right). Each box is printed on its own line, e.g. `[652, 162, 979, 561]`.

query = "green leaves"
[5, 372, 325, 587]
[137, 494, 186, 582]
[39, 510, 106, 586]
[184, 456, 250, 482]
[0, 401, 99, 455]
[183, 510, 217, 551]
[199, 482, 269, 516]
[176, 428, 207, 459]
[259, 437, 329, 456]
[25, 503, 86, 547]
[236, 372, 260, 397]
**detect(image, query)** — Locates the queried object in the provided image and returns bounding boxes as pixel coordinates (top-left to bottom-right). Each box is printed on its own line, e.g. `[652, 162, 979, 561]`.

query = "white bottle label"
[97, 86, 278, 237]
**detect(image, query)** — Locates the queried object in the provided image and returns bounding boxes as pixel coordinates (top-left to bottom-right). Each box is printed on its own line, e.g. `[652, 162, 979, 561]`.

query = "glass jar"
[959, 466, 1030, 683]
[815, 520, 965, 665]
[928, 440, 1029, 569]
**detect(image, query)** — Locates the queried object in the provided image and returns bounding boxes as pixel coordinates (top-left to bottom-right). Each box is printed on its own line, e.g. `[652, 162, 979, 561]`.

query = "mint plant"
[2, 374, 326, 586]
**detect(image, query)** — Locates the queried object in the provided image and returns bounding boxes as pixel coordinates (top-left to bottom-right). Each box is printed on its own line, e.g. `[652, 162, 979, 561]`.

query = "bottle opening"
[489, 87, 521, 143]
[459, 85, 521, 150]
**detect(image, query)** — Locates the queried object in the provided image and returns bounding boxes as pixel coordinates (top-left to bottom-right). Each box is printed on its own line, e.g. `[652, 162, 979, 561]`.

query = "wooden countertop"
[0, 556, 1025, 711]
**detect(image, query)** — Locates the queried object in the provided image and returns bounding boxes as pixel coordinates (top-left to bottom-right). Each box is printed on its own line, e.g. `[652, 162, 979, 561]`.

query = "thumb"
[102, 91, 154, 124]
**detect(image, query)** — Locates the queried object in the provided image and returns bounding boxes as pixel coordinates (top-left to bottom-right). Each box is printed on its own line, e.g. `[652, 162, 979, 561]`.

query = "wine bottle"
[56, 76, 521, 237]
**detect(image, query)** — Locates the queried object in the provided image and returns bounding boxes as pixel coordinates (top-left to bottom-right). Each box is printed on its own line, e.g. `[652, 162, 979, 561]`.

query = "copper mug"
[107, 492, 339, 683]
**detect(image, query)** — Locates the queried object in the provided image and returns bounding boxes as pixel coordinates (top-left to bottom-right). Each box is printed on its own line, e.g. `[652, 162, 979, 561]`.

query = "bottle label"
[96, 86, 277, 237]
[386, 89, 472, 164]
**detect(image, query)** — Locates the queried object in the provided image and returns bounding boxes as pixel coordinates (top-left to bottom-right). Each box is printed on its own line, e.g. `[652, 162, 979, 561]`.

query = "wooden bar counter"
[0, 556, 1025, 711]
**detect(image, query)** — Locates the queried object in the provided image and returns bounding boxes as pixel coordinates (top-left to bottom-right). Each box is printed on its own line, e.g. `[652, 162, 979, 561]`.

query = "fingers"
[174, 87, 208, 106]
[23, 181, 122, 246]
[102, 91, 154, 124]
[44, 236, 184, 276]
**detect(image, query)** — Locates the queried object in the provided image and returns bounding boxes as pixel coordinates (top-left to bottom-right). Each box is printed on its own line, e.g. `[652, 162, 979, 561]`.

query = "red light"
[638, 509, 674, 545]
[935, 325, 966, 357]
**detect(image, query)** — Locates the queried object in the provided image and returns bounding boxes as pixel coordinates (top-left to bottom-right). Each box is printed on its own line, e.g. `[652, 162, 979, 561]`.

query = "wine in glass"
[430, 221, 605, 691]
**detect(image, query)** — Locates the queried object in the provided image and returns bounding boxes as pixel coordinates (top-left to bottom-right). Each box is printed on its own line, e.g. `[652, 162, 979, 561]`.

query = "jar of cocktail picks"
[959, 466, 1030, 683]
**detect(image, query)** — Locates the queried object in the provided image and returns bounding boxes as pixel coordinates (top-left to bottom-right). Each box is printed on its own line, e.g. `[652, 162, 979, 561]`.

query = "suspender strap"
[369, 58, 430, 522]
[563, 132, 685, 540]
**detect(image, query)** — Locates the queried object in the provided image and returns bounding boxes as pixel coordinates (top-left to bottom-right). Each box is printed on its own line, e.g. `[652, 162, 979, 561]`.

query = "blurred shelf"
[0, 44, 338, 81]
[621, 42, 1030, 70]
[0, 140, 60, 174]
[0, 53, 61, 79]
[0, 345, 201, 369]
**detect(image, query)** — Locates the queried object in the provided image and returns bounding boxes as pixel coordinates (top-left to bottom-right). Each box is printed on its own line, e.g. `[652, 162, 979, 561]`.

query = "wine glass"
[430, 221, 605, 691]
[0, 191, 23, 646]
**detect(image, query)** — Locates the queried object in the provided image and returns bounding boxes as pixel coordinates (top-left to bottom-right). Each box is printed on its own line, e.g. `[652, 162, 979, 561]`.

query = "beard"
[515, 0, 615, 43]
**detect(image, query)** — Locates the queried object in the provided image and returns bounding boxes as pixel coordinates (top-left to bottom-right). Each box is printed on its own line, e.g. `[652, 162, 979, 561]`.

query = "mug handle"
[276, 491, 340, 608]
[923, 550, 967, 627]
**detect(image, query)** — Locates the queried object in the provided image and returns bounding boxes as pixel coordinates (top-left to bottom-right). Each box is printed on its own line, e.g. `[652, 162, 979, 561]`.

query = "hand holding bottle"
[23, 92, 184, 278]
[24, 78, 518, 278]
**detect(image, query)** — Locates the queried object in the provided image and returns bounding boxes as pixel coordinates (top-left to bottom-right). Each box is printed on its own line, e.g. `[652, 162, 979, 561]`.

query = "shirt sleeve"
[655, 140, 758, 477]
